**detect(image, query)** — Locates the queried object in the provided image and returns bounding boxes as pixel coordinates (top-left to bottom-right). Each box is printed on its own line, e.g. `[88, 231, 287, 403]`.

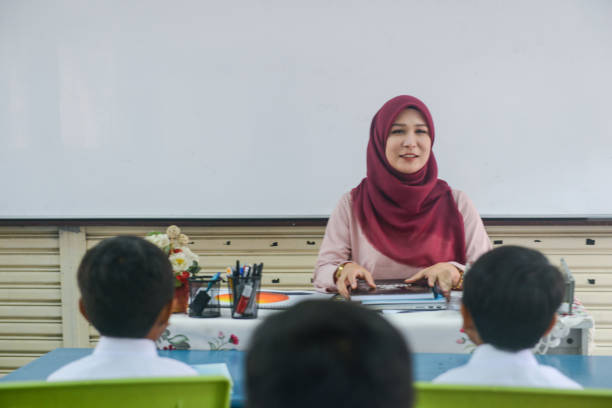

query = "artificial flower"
[145, 233, 170, 249]
[166, 225, 181, 239]
[145, 225, 201, 287]
[178, 234, 190, 246]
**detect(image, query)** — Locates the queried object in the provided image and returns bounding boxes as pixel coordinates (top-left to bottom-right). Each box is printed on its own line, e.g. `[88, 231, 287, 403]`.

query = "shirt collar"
[93, 336, 158, 357]
[468, 343, 538, 367]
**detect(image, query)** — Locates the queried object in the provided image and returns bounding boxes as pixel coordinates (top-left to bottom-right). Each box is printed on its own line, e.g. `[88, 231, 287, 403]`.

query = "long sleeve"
[452, 190, 492, 270]
[313, 193, 353, 292]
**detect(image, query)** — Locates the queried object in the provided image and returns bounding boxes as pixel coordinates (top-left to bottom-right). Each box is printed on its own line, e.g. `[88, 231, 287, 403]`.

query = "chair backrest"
[415, 382, 612, 408]
[0, 376, 231, 408]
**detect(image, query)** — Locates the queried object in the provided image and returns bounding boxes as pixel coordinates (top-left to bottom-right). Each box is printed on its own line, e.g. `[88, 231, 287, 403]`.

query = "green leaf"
[187, 263, 201, 274]
[146, 231, 163, 236]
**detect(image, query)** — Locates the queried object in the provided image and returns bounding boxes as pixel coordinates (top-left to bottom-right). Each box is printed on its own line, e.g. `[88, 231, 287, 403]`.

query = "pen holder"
[227, 274, 261, 319]
[188, 276, 221, 318]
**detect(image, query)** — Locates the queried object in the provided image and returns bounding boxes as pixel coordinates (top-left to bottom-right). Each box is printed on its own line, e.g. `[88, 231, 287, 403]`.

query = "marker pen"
[234, 279, 253, 317]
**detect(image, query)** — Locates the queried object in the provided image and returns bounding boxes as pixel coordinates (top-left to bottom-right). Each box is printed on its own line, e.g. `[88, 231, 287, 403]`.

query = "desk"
[2, 349, 612, 408]
[158, 296, 594, 355]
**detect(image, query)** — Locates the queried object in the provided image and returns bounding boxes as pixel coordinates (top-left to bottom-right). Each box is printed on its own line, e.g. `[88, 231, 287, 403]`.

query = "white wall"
[1, 0, 611, 218]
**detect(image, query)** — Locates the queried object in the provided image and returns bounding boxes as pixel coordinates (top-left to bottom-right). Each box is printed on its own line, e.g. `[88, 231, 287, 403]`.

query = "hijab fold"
[351, 95, 466, 267]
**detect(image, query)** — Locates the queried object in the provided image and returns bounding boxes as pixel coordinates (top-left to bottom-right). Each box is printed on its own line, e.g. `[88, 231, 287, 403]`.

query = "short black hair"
[463, 245, 565, 351]
[77, 236, 174, 338]
[246, 300, 413, 408]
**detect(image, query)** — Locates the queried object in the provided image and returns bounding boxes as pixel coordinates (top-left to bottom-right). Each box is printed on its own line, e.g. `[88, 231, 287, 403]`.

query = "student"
[433, 245, 581, 389]
[48, 236, 196, 381]
[246, 300, 414, 408]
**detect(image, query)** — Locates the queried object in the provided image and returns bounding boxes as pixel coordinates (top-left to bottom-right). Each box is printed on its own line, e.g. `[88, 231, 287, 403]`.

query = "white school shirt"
[433, 344, 582, 389]
[47, 336, 197, 381]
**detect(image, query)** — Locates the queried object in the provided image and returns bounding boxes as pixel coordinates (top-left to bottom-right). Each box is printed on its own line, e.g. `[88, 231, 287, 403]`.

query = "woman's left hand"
[403, 262, 461, 298]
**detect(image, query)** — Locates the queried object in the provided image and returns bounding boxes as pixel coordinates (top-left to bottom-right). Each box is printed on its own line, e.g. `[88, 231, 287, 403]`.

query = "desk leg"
[581, 326, 590, 355]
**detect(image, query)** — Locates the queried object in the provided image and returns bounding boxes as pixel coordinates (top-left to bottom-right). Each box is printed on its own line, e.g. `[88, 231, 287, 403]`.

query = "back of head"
[246, 300, 413, 408]
[77, 236, 174, 338]
[463, 245, 564, 351]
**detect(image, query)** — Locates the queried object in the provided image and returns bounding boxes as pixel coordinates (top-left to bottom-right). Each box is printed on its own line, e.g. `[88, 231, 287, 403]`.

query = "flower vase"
[172, 284, 189, 314]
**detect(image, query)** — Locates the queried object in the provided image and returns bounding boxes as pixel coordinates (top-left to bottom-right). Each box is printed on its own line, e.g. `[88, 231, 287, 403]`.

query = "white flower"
[145, 227, 201, 277]
[169, 251, 189, 273]
[145, 233, 170, 249]
[177, 246, 200, 268]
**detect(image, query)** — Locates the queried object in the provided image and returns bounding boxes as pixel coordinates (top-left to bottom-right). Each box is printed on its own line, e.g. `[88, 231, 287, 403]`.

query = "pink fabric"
[313, 190, 492, 292]
[352, 95, 466, 267]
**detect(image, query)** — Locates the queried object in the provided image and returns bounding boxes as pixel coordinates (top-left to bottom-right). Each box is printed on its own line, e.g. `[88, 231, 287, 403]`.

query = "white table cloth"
[156, 292, 593, 355]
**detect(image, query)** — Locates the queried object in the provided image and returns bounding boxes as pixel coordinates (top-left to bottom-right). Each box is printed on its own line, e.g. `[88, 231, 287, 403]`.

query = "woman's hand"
[403, 262, 461, 298]
[335, 262, 376, 299]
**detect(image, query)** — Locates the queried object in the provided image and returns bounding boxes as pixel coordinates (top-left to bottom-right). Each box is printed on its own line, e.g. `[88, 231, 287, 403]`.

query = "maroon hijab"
[351, 95, 466, 267]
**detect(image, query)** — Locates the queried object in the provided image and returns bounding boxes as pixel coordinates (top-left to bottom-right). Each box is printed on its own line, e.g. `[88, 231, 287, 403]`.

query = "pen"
[234, 276, 253, 317]
[232, 260, 241, 309]
[205, 272, 221, 292]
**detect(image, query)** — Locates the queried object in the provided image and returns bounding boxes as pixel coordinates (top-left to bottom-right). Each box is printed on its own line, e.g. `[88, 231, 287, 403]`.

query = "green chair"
[0, 376, 231, 408]
[415, 382, 612, 408]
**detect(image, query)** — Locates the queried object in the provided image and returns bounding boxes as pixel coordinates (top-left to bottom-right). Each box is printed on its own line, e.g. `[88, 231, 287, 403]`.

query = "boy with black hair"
[434, 245, 581, 388]
[246, 300, 414, 408]
[48, 236, 196, 380]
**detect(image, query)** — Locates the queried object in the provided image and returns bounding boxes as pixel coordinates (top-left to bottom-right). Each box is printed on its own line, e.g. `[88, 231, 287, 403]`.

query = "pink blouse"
[313, 190, 492, 292]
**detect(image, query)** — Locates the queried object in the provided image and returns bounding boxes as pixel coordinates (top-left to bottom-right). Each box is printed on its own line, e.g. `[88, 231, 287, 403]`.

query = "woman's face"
[384, 108, 432, 174]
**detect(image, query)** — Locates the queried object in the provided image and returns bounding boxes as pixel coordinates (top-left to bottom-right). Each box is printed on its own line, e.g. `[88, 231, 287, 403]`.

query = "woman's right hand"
[335, 262, 376, 299]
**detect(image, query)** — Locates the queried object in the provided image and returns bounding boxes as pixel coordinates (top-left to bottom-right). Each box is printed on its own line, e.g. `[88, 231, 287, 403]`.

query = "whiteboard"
[1, 0, 611, 218]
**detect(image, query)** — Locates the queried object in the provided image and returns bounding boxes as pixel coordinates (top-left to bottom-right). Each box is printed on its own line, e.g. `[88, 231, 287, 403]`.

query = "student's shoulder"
[431, 364, 472, 384]
[537, 364, 583, 389]
[47, 355, 93, 381]
[156, 356, 198, 375]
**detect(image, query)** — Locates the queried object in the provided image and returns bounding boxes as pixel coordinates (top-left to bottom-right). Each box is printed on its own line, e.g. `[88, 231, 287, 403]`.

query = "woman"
[313, 95, 491, 299]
